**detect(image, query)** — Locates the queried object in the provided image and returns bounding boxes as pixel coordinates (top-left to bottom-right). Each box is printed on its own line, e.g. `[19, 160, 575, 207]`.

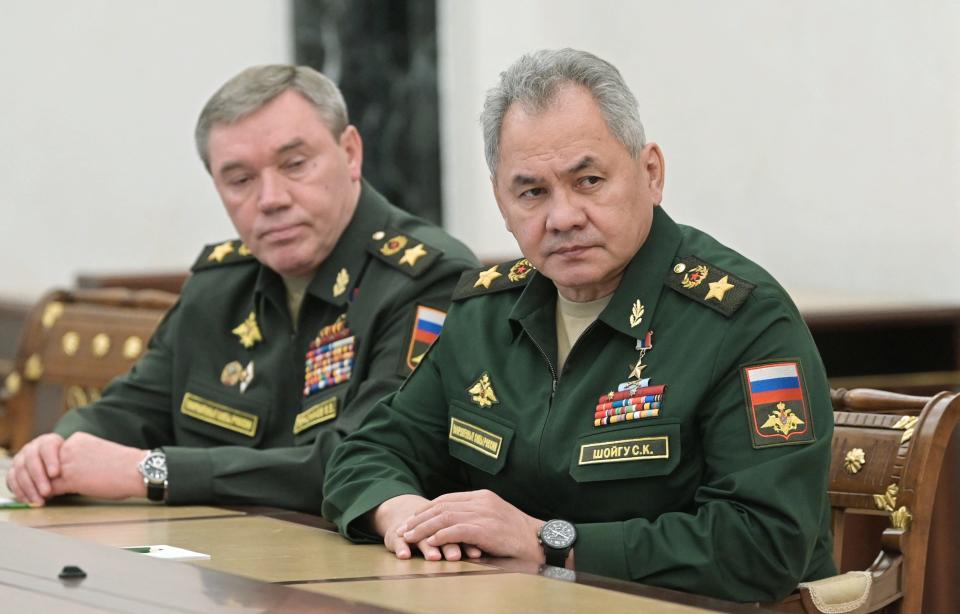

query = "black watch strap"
[145, 481, 166, 502]
[544, 547, 569, 568]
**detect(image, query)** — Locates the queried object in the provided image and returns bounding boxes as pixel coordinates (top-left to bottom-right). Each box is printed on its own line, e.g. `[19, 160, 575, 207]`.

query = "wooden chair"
[768, 388, 960, 613]
[0, 288, 178, 453]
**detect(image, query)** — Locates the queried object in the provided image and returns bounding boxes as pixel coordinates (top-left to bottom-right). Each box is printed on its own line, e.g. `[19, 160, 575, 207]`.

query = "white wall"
[438, 1, 960, 306]
[0, 1, 291, 300]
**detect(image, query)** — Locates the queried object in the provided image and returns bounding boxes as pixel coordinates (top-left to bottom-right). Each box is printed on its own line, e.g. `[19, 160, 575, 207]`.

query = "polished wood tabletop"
[1, 461, 768, 613]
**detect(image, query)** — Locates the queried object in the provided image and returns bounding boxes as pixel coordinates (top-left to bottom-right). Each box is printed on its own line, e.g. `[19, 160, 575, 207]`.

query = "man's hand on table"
[376, 489, 546, 564]
[6, 432, 147, 505]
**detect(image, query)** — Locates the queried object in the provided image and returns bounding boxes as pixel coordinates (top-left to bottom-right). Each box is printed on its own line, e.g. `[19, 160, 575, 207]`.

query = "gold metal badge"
[24, 354, 43, 381]
[62, 331, 80, 356]
[123, 336, 144, 360]
[873, 483, 898, 512]
[629, 300, 644, 328]
[705, 275, 735, 302]
[42, 301, 65, 329]
[4, 371, 21, 395]
[474, 265, 502, 289]
[892, 415, 918, 445]
[238, 243, 251, 256]
[843, 448, 866, 474]
[468, 372, 499, 408]
[208, 240, 235, 262]
[380, 235, 408, 256]
[332, 268, 350, 297]
[891, 506, 912, 531]
[221, 361, 244, 386]
[232, 312, 263, 349]
[91, 333, 111, 358]
[681, 264, 709, 289]
[627, 356, 647, 380]
[761, 402, 805, 435]
[399, 243, 428, 266]
[508, 259, 534, 282]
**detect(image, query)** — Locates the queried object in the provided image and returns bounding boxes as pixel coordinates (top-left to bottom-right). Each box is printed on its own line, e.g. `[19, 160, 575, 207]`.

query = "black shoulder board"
[366, 228, 443, 277]
[663, 255, 755, 317]
[191, 240, 257, 272]
[452, 258, 535, 301]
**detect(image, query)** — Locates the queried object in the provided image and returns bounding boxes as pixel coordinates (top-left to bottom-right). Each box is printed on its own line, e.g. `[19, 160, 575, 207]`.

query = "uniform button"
[673, 263, 686, 274]
[372, 231, 385, 241]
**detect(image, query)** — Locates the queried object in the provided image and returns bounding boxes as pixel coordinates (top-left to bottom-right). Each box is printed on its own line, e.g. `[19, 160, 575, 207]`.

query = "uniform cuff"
[161, 446, 214, 504]
[574, 521, 630, 580]
[340, 481, 422, 543]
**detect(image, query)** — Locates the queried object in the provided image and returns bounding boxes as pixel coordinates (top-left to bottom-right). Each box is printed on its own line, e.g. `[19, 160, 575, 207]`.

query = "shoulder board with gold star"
[367, 228, 443, 277]
[191, 240, 257, 272]
[452, 258, 535, 301]
[663, 255, 755, 317]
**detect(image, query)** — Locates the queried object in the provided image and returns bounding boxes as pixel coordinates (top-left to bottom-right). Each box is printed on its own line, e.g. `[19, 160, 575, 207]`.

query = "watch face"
[541, 520, 576, 549]
[142, 454, 167, 482]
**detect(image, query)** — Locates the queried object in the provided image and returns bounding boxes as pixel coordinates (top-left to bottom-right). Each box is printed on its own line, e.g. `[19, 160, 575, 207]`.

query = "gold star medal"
[627, 331, 654, 380]
[232, 312, 263, 349]
[468, 372, 499, 408]
[208, 240, 235, 262]
[705, 275, 735, 302]
[474, 265, 502, 289]
[399, 243, 428, 266]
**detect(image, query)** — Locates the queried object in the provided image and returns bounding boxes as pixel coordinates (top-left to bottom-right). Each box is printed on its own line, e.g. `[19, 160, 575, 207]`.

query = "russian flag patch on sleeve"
[741, 360, 815, 448]
[401, 305, 447, 375]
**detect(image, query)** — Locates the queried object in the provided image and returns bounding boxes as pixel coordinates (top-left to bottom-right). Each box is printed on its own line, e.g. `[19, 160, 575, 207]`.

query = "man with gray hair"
[323, 49, 836, 602]
[6, 65, 477, 513]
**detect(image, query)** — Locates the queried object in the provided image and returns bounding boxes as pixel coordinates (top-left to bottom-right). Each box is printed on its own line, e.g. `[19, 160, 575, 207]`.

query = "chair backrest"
[827, 387, 960, 613]
[0, 288, 178, 452]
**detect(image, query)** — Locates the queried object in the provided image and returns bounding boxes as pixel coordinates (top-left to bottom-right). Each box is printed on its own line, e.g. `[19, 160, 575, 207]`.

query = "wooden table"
[1, 461, 766, 613]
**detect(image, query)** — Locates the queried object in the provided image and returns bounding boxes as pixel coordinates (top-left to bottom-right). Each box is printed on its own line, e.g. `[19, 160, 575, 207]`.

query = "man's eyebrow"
[565, 156, 596, 175]
[216, 138, 307, 176]
[510, 174, 542, 189]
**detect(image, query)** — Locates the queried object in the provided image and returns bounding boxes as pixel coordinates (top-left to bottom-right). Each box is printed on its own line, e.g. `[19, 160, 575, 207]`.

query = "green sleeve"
[164, 269, 467, 514]
[573, 298, 835, 602]
[322, 334, 464, 540]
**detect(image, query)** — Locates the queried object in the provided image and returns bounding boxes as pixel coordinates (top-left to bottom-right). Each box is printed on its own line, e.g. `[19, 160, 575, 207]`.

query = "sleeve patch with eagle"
[740, 360, 815, 448]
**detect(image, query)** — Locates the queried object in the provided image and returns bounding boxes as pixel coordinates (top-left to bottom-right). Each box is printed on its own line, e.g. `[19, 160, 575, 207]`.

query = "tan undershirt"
[282, 274, 314, 330]
[555, 292, 613, 371]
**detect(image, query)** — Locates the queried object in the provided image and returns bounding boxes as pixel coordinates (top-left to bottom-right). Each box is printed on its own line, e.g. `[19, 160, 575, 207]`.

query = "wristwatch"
[137, 449, 168, 502]
[538, 519, 577, 567]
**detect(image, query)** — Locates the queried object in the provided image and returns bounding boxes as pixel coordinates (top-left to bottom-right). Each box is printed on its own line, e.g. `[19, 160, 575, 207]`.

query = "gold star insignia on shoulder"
[208, 240, 235, 262]
[238, 243, 252, 256]
[468, 372, 499, 408]
[399, 243, 428, 266]
[474, 265, 502, 289]
[232, 312, 263, 349]
[705, 275, 735, 302]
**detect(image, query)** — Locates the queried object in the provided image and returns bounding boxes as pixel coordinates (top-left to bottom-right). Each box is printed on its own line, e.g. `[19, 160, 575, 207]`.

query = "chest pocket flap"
[569, 422, 681, 483]
[447, 401, 515, 475]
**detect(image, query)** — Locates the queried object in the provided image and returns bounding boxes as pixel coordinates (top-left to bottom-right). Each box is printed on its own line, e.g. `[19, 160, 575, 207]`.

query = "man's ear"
[640, 142, 665, 205]
[340, 125, 363, 182]
[491, 174, 512, 232]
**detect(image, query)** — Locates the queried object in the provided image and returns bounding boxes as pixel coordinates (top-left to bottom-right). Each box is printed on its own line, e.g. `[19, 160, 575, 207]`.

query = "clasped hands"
[373, 489, 550, 564]
[5, 432, 148, 505]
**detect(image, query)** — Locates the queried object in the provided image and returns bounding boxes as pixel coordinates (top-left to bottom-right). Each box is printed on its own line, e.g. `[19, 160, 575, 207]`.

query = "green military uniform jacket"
[322, 206, 836, 602]
[55, 182, 478, 514]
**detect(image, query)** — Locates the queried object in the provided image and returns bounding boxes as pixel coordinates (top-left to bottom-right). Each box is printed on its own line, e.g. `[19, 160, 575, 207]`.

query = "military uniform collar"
[253, 179, 390, 308]
[508, 206, 682, 343]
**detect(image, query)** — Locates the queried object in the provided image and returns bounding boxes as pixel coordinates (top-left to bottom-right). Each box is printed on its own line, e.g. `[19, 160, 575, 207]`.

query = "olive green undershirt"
[555, 292, 613, 371]
[282, 274, 314, 330]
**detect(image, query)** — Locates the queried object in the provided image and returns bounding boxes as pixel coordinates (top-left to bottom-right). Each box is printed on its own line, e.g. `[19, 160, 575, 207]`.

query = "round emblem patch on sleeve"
[741, 360, 815, 448]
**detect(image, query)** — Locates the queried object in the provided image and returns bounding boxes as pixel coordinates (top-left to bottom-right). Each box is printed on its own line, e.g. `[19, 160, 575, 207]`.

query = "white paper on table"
[123, 544, 211, 560]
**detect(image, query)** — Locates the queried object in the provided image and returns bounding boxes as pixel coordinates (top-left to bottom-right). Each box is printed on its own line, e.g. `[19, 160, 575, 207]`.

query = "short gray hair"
[195, 65, 349, 171]
[481, 48, 646, 175]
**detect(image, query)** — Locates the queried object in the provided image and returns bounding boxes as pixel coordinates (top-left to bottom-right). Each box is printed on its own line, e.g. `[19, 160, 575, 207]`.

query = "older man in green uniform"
[322, 49, 836, 602]
[6, 66, 477, 514]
